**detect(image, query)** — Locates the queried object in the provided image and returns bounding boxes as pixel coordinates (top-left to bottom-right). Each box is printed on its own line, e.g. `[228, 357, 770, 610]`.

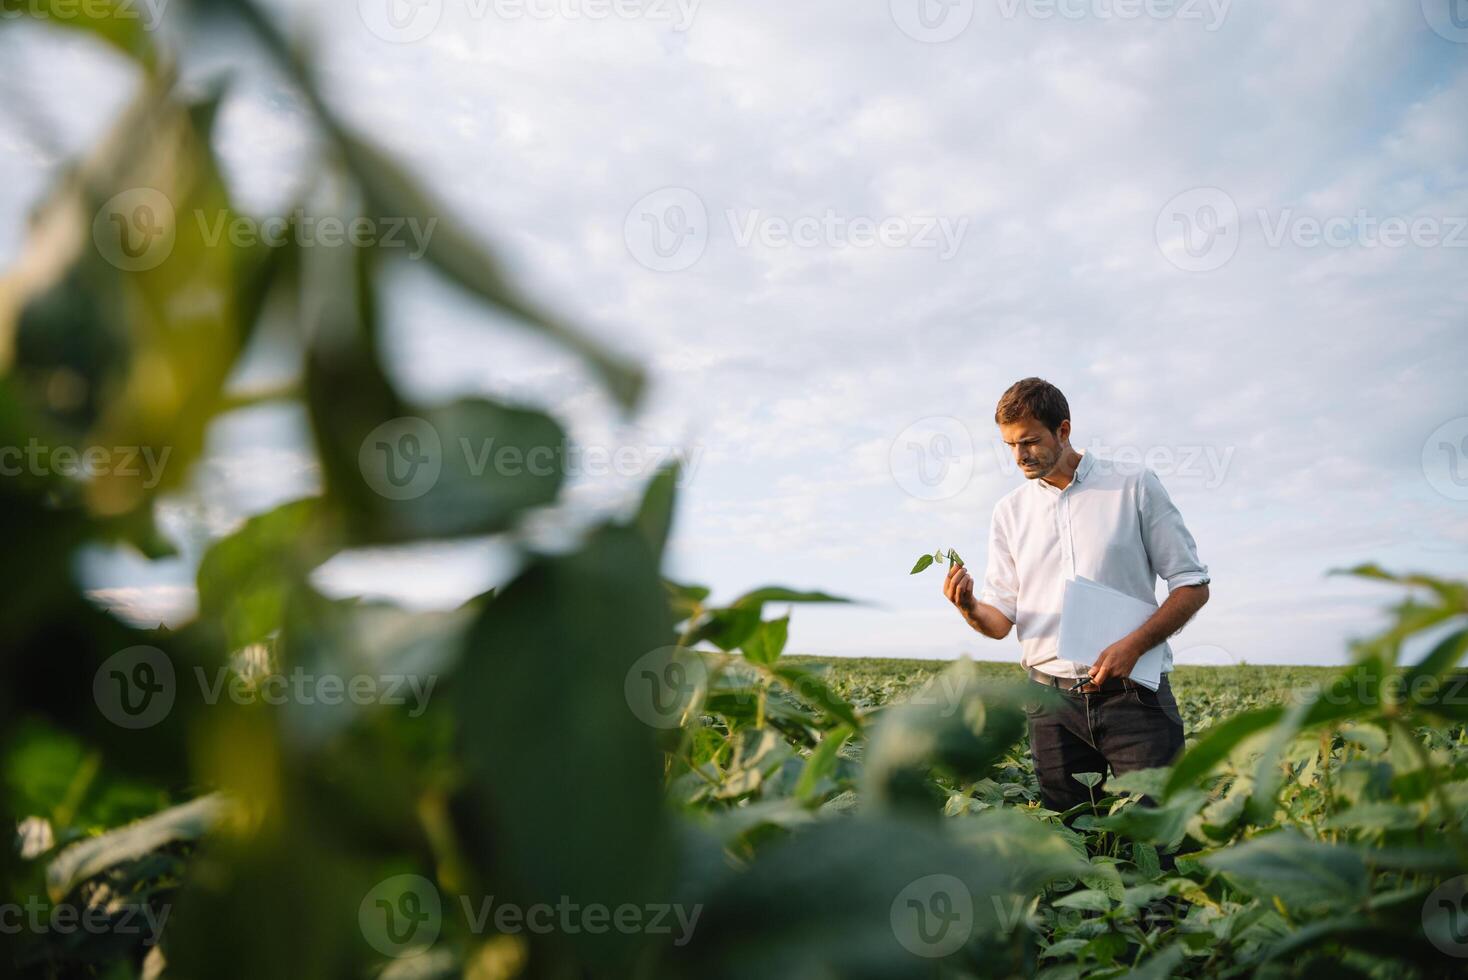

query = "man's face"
[998, 417, 1069, 480]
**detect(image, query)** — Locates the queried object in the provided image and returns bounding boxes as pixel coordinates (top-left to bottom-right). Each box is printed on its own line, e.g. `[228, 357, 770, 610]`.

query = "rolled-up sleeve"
[978, 505, 1019, 624]
[1138, 468, 1210, 592]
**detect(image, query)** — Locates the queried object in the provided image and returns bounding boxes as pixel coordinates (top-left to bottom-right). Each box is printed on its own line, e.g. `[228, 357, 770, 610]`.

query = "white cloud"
[4, 1, 1465, 663]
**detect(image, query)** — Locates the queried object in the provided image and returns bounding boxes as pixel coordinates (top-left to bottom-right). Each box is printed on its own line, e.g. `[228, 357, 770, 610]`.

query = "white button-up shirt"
[978, 451, 1210, 680]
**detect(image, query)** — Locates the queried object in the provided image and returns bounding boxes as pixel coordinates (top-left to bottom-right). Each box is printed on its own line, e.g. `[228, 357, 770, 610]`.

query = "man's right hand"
[942, 558, 1013, 639]
[943, 559, 976, 617]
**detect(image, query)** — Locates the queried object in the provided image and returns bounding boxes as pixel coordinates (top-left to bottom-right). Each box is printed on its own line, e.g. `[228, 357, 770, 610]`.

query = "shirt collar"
[1073, 451, 1095, 485]
[1035, 451, 1093, 494]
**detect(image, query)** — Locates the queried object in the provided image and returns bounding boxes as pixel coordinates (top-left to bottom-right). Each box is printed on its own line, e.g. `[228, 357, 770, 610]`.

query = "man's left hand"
[1084, 639, 1144, 689]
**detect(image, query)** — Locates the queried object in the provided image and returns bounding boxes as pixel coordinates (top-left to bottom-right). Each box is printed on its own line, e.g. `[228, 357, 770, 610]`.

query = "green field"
[791, 656, 1344, 721]
[3, 7, 1465, 974]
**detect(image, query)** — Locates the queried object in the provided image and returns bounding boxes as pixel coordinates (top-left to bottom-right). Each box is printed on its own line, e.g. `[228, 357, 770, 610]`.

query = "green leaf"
[6, 0, 159, 66]
[219, 0, 644, 410]
[1337, 723, 1387, 754]
[1053, 888, 1113, 913]
[741, 616, 789, 666]
[10, 81, 247, 519]
[1127, 944, 1188, 980]
[1163, 706, 1284, 798]
[196, 498, 338, 649]
[1040, 938, 1089, 960]
[1199, 830, 1368, 915]
[1320, 801, 1421, 832]
[1072, 771, 1104, 789]
[1104, 766, 1171, 799]
[1330, 564, 1468, 609]
[1401, 627, 1468, 690]
[688, 605, 763, 651]
[1246, 688, 1320, 824]
[863, 662, 1029, 811]
[731, 586, 854, 607]
[1131, 842, 1162, 879]
[454, 522, 673, 957]
[1089, 791, 1208, 849]
[667, 817, 1039, 976]
[910, 553, 935, 575]
[794, 725, 854, 803]
[772, 663, 863, 730]
[342, 131, 646, 409]
[635, 461, 680, 559]
[410, 397, 568, 537]
[664, 579, 710, 626]
[47, 794, 231, 901]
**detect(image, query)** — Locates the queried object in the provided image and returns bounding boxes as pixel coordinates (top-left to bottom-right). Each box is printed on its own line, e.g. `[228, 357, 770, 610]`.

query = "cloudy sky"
[3, 0, 1465, 665]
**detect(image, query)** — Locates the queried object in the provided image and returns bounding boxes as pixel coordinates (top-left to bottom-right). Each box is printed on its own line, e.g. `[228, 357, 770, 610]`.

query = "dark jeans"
[1024, 673, 1186, 820]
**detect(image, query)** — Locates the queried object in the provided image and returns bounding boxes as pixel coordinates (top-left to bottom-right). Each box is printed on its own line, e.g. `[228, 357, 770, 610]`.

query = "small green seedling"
[909, 548, 963, 575]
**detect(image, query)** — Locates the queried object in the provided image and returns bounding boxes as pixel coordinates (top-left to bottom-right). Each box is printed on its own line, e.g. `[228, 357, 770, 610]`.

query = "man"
[941, 377, 1210, 819]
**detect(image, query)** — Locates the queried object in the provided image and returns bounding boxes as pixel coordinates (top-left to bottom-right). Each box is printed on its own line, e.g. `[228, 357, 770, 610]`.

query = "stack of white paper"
[1056, 577, 1165, 691]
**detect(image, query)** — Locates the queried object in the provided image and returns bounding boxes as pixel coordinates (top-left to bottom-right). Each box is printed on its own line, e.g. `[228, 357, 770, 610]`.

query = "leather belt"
[1028, 666, 1140, 693]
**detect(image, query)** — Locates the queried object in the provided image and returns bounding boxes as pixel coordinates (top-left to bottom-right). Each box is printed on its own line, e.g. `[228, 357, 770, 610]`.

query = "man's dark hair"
[995, 377, 1070, 432]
